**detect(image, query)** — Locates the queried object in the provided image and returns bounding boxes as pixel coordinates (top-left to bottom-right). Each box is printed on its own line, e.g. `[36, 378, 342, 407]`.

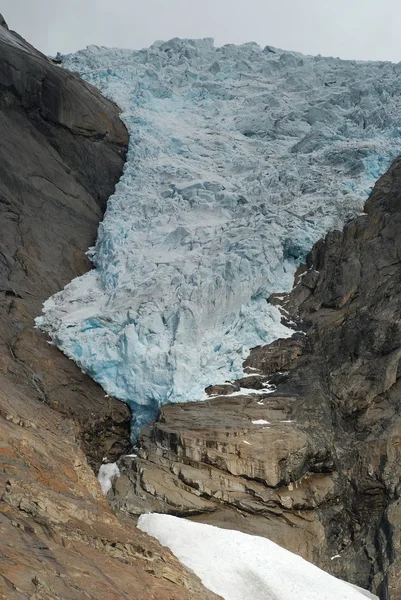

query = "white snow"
[36, 39, 401, 437]
[98, 462, 120, 494]
[138, 514, 377, 600]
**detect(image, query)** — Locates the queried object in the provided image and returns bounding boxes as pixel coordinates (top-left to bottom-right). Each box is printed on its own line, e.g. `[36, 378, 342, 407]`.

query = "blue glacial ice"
[36, 39, 401, 437]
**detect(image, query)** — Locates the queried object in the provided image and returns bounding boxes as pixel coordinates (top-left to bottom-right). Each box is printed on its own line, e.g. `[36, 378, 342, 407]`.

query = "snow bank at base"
[138, 514, 377, 600]
[36, 39, 401, 436]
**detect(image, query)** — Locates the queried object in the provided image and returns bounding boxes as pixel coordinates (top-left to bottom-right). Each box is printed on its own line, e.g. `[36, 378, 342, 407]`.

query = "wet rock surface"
[111, 157, 401, 598]
[0, 19, 219, 600]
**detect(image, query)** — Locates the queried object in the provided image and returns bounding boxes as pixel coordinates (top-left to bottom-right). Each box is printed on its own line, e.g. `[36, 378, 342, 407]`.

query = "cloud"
[2, 0, 400, 61]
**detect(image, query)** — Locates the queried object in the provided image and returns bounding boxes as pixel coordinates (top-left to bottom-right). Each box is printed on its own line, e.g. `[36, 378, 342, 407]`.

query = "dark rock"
[205, 382, 240, 396]
[0, 14, 8, 29]
[0, 21, 131, 468]
[243, 334, 306, 375]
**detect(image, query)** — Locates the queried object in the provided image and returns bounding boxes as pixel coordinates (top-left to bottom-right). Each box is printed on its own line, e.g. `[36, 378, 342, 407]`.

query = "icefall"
[37, 38, 401, 437]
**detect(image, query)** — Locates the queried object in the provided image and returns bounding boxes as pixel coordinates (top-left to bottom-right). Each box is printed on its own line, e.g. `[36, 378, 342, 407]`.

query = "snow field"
[138, 513, 377, 600]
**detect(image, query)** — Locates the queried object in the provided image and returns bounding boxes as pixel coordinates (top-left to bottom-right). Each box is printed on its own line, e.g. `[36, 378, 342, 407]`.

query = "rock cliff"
[0, 16, 219, 600]
[111, 157, 401, 598]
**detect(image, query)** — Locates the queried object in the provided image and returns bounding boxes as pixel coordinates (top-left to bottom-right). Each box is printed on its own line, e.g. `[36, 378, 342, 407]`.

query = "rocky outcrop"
[0, 18, 220, 600]
[111, 157, 401, 598]
[0, 374, 219, 600]
[0, 14, 131, 467]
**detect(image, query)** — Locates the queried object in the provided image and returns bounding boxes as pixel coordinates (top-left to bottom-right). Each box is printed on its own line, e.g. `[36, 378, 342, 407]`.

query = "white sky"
[2, 0, 400, 62]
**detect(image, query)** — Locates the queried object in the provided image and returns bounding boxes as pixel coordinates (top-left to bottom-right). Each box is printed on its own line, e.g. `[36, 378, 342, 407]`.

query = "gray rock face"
[0, 23, 220, 600]
[0, 22, 130, 467]
[0, 14, 9, 29]
[111, 157, 401, 599]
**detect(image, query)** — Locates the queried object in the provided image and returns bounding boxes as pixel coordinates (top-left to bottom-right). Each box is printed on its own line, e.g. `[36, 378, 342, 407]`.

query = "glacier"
[36, 38, 401, 437]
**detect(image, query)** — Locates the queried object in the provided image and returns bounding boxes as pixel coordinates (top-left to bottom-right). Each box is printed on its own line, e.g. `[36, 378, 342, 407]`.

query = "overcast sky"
[2, 0, 400, 62]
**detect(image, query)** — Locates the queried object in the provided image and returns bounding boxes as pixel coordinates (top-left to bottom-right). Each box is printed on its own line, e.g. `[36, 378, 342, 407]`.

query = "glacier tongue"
[37, 38, 401, 436]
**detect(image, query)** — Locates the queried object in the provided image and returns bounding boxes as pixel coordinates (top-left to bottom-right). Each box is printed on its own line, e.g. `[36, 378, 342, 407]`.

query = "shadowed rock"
[0, 14, 8, 29]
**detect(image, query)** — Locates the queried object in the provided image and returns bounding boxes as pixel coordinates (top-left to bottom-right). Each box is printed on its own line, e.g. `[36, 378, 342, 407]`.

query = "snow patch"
[210, 387, 275, 398]
[138, 514, 377, 600]
[98, 462, 120, 494]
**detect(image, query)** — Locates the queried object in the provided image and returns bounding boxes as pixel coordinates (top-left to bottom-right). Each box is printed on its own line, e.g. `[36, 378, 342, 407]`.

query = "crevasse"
[36, 38, 401, 437]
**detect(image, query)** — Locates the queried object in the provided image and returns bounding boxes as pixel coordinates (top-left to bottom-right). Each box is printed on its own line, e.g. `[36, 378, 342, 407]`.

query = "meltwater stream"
[36, 38, 401, 436]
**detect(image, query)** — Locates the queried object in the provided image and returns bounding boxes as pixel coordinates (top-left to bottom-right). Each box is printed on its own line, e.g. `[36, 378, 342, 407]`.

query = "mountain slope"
[0, 14, 130, 467]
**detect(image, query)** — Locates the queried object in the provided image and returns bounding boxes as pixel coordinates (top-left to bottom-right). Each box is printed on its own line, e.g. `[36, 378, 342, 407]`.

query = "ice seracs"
[36, 39, 401, 436]
[138, 514, 378, 600]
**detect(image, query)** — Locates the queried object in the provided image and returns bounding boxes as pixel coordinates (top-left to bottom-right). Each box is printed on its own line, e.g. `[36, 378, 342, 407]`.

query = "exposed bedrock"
[111, 157, 401, 599]
[0, 14, 131, 467]
[0, 17, 219, 600]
